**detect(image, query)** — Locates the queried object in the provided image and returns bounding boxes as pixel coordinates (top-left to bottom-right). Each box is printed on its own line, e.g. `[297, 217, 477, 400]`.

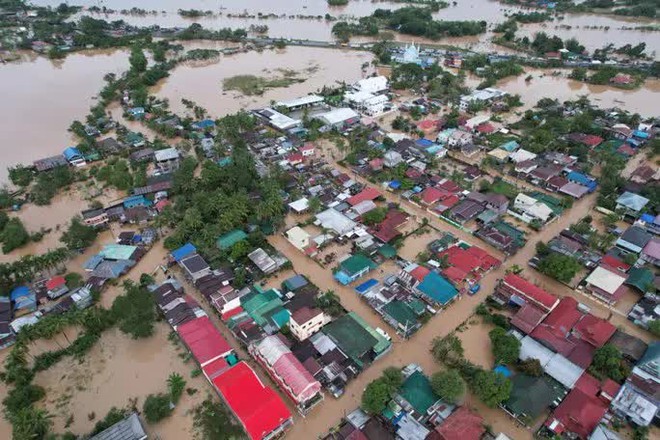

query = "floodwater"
[33, 323, 211, 437]
[0, 50, 129, 182]
[30, 0, 660, 54]
[493, 69, 660, 116]
[152, 44, 374, 117]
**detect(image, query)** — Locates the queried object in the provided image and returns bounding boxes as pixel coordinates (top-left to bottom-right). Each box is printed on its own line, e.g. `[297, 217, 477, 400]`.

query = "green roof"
[340, 254, 377, 277]
[383, 301, 418, 327]
[323, 312, 378, 367]
[351, 312, 391, 355]
[625, 267, 654, 293]
[216, 229, 248, 250]
[595, 139, 624, 154]
[99, 244, 137, 261]
[505, 374, 566, 423]
[265, 306, 290, 329]
[408, 299, 426, 316]
[529, 192, 564, 215]
[240, 288, 284, 327]
[398, 371, 439, 416]
[492, 221, 526, 247]
[378, 244, 397, 259]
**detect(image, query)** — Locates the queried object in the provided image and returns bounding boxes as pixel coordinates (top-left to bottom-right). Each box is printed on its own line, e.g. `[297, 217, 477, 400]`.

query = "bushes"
[192, 397, 244, 440]
[31, 166, 75, 205]
[489, 327, 521, 365]
[518, 358, 543, 377]
[470, 370, 513, 407]
[142, 393, 172, 423]
[537, 253, 581, 284]
[430, 369, 465, 403]
[0, 218, 30, 253]
[60, 217, 98, 250]
[361, 367, 403, 414]
[590, 344, 630, 383]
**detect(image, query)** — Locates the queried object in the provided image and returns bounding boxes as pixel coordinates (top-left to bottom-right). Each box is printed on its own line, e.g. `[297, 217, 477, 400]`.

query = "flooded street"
[0, 50, 129, 182]
[152, 45, 373, 117]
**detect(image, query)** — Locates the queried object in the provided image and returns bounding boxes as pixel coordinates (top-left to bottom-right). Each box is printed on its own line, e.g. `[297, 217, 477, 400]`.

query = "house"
[211, 362, 293, 440]
[608, 330, 648, 364]
[125, 132, 145, 148]
[447, 130, 473, 148]
[503, 373, 567, 427]
[394, 368, 442, 422]
[334, 254, 376, 285]
[383, 150, 404, 168]
[530, 297, 616, 369]
[476, 221, 526, 254]
[566, 171, 597, 193]
[416, 272, 458, 306]
[584, 265, 628, 305]
[430, 407, 485, 440]
[179, 253, 212, 281]
[299, 143, 315, 157]
[640, 237, 660, 266]
[177, 316, 233, 367]
[248, 248, 281, 274]
[511, 193, 554, 224]
[468, 192, 509, 214]
[63, 146, 86, 167]
[318, 108, 360, 128]
[289, 307, 328, 341]
[611, 73, 633, 85]
[487, 148, 510, 162]
[322, 312, 391, 366]
[354, 76, 389, 94]
[495, 274, 559, 313]
[315, 209, 357, 237]
[611, 343, 659, 427]
[45, 276, 68, 299]
[459, 88, 506, 111]
[254, 108, 301, 131]
[630, 165, 658, 184]
[33, 155, 68, 172]
[509, 148, 537, 163]
[288, 198, 310, 214]
[96, 137, 126, 155]
[89, 413, 146, 440]
[250, 335, 323, 413]
[81, 208, 109, 227]
[191, 119, 215, 131]
[616, 226, 652, 254]
[286, 226, 312, 253]
[154, 147, 180, 173]
[449, 200, 485, 224]
[344, 91, 389, 116]
[616, 192, 649, 218]
[370, 209, 409, 243]
[545, 373, 620, 439]
[347, 187, 381, 206]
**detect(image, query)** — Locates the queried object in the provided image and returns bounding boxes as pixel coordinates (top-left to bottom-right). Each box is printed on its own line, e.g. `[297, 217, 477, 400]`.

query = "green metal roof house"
[395, 370, 441, 420]
[334, 254, 377, 285]
[503, 374, 566, 426]
[625, 267, 654, 293]
[322, 312, 390, 367]
[382, 301, 421, 338]
[216, 229, 248, 250]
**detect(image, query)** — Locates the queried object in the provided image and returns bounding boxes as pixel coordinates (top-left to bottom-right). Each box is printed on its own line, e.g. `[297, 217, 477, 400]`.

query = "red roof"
[46, 276, 66, 291]
[405, 167, 423, 179]
[155, 199, 171, 212]
[213, 362, 292, 440]
[573, 314, 616, 349]
[435, 407, 485, 440]
[202, 356, 230, 381]
[510, 303, 546, 334]
[617, 144, 636, 157]
[418, 119, 438, 130]
[465, 246, 501, 270]
[600, 255, 630, 273]
[347, 187, 381, 206]
[177, 316, 233, 367]
[221, 306, 243, 321]
[436, 179, 462, 194]
[502, 274, 559, 311]
[300, 143, 315, 152]
[370, 209, 408, 243]
[409, 266, 431, 283]
[476, 122, 495, 134]
[442, 266, 469, 285]
[421, 187, 444, 205]
[439, 245, 500, 276]
[545, 373, 620, 439]
[369, 158, 383, 169]
[287, 152, 303, 164]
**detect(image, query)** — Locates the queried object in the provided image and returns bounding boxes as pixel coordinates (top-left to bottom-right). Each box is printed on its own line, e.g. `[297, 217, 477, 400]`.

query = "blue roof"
[63, 147, 82, 160]
[355, 279, 378, 294]
[83, 254, 104, 271]
[283, 274, 308, 291]
[416, 139, 434, 147]
[123, 195, 152, 209]
[417, 272, 458, 305]
[334, 271, 353, 286]
[640, 213, 655, 224]
[193, 119, 215, 129]
[129, 107, 145, 115]
[10, 286, 31, 301]
[426, 145, 443, 154]
[389, 180, 402, 189]
[500, 140, 519, 152]
[633, 130, 649, 139]
[567, 171, 594, 186]
[171, 243, 197, 262]
[218, 157, 232, 167]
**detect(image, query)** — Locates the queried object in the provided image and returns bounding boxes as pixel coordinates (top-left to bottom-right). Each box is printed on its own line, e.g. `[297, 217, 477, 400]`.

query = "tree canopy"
[430, 369, 465, 404]
[470, 370, 512, 407]
[489, 327, 521, 365]
[111, 281, 157, 339]
[60, 217, 98, 250]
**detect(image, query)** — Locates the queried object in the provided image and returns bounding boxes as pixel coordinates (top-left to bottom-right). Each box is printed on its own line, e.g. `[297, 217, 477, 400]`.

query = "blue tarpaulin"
[171, 243, 196, 262]
[355, 279, 378, 294]
[389, 180, 402, 189]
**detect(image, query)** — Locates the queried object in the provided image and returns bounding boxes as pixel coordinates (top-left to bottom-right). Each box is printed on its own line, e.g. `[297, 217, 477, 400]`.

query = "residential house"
[248, 248, 283, 274]
[476, 220, 526, 255]
[383, 150, 404, 168]
[394, 367, 443, 422]
[289, 307, 329, 341]
[616, 226, 652, 254]
[154, 147, 180, 173]
[33, 155, 68, 172]
[179, 253, 212, 282]
[584, 265, 628, 305]
[511, 193, 554, 224]
[416, 272, 458, 307]
[429, 406, 485, 440]
[89, 413, 146, 440]
[216, 229, 248, 252]
[616, 192, 649, 219]
[45, 276, 68, 300]
[81, 208, 109, 227]
[640, 237, 660, 266]
[63, 146, 86, 167]
[318, 108, 360, 129]
[630, 165, 659, 185]
[494, 274, 559, 333]
[334, 254, 376, 285]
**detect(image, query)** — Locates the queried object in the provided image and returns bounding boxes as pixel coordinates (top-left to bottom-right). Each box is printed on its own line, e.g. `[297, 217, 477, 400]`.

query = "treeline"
[332, 7, 486, 41]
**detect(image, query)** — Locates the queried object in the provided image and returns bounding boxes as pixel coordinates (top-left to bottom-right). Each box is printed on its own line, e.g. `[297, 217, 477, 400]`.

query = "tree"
[1, 218, 30, 253]
[518, 358, 543, 377]
[129, 45, 147, 73]
[8, 165, 34, 187]
[591, 344, 629, 383]
[649, 320, 660, 337]
[431, 369, 465, 403]
[361, 207, 387, 226]
[382, 367, 403, 391]
[431, 333, 464, 364]
[142, 393, 172, 423]
[537, 253, 581, 284]
[489, 327, 521, 365]
[361, 378, 391, 414]
[192, 397, 244, 440]
[167, 373, 186, 404]
[111, 281, 157, 339]
[64, 272, 84, 289]
[471, 370, 512, 407]
[60, 217, 98, 250]
[10, 406, 53, 440]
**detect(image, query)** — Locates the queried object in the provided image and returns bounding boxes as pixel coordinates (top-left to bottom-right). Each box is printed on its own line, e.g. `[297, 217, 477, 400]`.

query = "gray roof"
[90, 413, 147, 440]
[619, 226, 652, 248]
[519, 335, 584, 389]
[616, 191, 649, 211]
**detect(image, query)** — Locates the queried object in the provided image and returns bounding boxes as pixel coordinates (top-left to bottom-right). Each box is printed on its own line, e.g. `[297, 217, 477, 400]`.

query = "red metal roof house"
[177, 316, 233, 367]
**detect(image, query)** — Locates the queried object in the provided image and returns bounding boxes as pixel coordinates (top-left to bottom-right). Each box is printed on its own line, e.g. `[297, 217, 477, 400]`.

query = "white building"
[286, 226, 311, 252]
[275, 94, 324, 111]
[290, 307, 329, 341]
[254, 108, 301, 131]
[344, 91, 389, 116]
[511, 193, 554, 224]
[459, 88, 507, 111]
[317, 108, 360, 128]
[154, 147, 181, 173]
[354, 76, 389, 95]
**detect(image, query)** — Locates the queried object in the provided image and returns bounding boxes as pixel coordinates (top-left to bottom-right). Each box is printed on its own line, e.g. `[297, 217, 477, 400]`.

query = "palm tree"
[167, 373, 186, 404]
[11, 407, 53, 439]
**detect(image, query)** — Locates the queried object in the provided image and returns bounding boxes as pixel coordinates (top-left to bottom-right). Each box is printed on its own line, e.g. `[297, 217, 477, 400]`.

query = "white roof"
[509, 149, 537, 163]
[286, 226, 311, 249]
[315, 208, 357, 236]
[345, 90, 375, 104]
[154, 147, 179, 161]
[254, 335, 290, 365]
[319, 108, 359, 125]
[354, 76, 388, 94]
[465, 114, 490, 128]
[288, 197, 309, 213]
[585, 266, 626, 295]
[351, 200, 377, 215]
[275, 94, 324, 109]
[260, 108, 301, 130]
[488, 148, 510, 160]
[520, 336, 584, 389]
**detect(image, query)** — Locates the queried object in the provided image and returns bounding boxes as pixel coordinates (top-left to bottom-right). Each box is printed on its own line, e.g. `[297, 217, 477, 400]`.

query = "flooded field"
[33, 323, 211, 437]
[152, 44, 373, 117]
[0, 50, 129, 182]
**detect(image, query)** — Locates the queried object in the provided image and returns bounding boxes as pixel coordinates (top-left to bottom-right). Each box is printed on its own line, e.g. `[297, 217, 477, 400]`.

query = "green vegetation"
[361, 207, 388, 225]
[536, 252, 582, 284]
[142, 393, 172, 423]
[489, 327, 521, 365]
[430, 369, 465, 403]
[361, 367, 403, 414]
[192, 397, 245, 440]
[31, 166, 76, 205]
[316, 290, 344, 317]
[590, 344, 630, 383]
[222, 72, 306, 96]
[8, 165, 34, 187]
[0, 248, 70, 293]
[94, 158, 136, 191]
[111, 281, 157, 339]
[0, 217, 30, 254]
[649, 320, 660, 337]
[510, 11, 552, 23]
[518, 358, 543, 377]
[60, 217, 98, 250]
[327, 0, 349, 5]
[186, 49, 221, 61]
[472, 369, 513, 407]
[90, 407, 132, 436]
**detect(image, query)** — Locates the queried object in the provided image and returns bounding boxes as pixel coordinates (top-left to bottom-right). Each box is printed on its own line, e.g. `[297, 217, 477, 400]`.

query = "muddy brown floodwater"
[30, 0, 660, 54]
[0, 50, 129, 182]
[152, 44, 374, 117]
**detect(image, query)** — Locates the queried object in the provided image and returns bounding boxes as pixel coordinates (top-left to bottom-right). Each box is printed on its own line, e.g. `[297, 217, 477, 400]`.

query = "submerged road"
[275, 142, 653, 439]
